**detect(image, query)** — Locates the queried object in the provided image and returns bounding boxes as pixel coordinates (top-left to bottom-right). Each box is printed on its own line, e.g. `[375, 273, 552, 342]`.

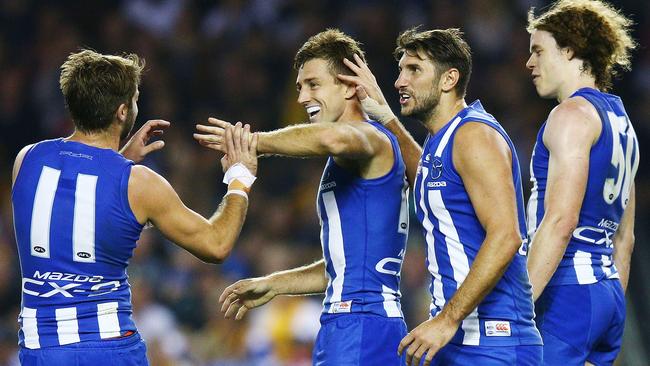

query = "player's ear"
[116, 103, 128, 123]
[440, 68, 460, 93]
[563, 47, 575, 61]
[343, 80, 357, 100]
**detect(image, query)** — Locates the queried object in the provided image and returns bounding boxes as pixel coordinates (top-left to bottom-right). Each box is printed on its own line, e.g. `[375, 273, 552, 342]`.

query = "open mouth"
[306, 105, 321, 120]
[399, 92, 411, 105]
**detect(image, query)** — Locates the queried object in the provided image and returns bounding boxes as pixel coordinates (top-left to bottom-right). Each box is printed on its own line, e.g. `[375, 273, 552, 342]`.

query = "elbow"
[502, 231, 525, 256]
[544, 212, 578, 241]
[202, 235, 234, 264]
[207, 244, 232, 264]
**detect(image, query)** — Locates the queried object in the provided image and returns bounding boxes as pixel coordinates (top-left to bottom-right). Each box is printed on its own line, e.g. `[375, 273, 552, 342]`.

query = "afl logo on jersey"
[34, 246, 46, 253]
[77, 252, 92, 259]
[430, 158, 443, 179]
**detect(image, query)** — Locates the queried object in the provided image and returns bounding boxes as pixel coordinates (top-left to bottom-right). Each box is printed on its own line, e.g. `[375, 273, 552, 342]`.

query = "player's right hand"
[219, 277, 276, 320]
[194, 117, 234, 154]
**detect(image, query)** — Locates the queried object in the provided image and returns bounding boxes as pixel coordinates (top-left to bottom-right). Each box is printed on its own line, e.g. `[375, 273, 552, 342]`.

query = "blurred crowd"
[0, 0, 648, 365]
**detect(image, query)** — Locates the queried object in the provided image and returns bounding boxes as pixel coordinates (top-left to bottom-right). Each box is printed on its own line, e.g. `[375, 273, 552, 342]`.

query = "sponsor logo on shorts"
[331, 300, 352, 313]
[485, 320, 511, 337]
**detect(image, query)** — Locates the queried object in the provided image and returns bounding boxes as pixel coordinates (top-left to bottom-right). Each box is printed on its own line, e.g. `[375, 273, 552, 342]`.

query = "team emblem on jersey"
[430, 158, 443, 179]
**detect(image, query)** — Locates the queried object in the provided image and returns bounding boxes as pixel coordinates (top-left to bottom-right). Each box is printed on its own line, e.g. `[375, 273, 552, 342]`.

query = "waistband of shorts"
[320, 312, 406, 324]
[21, 332, 143, 351]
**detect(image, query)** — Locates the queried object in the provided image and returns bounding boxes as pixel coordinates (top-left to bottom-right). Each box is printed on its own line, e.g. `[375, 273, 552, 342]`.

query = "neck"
[557, 73, 598, 103]
[337, 102, 367, 123]
[424, 94, 467, 134]
[65, 125, 121, 151]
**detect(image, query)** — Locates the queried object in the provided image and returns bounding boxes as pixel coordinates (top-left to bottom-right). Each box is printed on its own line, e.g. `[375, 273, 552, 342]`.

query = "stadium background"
[0, 1, 647, 365]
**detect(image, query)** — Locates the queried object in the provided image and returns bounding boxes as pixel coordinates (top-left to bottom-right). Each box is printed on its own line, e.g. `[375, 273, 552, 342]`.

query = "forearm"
[527, 219, 573, 300]
[384, 118, 422, 187]
[256, 124, 332, 157]
[204, 194, 249, 262]
[613, 234, 634, 292]
[267, 259, 328, 296]
[440, 233, 520, 324]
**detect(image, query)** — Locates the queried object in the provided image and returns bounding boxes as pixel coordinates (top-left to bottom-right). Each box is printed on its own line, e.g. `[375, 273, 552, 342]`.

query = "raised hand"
[120, 119, 170, 163]
[220, 122, 258, 176]
[219, 277, 276, 320]
[194, 117, 234, 153]
[398, 315, 459, 366]
[337, 54, 397, 124]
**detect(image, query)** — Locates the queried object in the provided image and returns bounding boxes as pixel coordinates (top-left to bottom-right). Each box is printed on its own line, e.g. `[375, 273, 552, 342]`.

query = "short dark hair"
[294, 29, 366, 82]
[527, 0, 636, 91]
[59, 49, 145, 133]
[394, 27, 472, 97]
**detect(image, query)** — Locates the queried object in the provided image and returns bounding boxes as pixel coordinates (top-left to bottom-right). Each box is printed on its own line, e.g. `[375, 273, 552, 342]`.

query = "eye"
[309, 82, 319, 89]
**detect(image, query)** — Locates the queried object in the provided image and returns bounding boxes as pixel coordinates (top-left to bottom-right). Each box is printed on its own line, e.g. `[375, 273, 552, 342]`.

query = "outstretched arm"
[337, 54, 422, 187]
[129, 123, 258, 263]
[398, 122, 523, 366]
[195, 117, 385, 160]
[219, 259, 327, 320]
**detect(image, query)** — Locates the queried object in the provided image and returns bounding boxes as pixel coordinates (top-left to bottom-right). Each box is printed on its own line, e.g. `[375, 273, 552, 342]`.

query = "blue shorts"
[425, 343, 542, 365]
[313, 313, 407, 365]
[19, 332, 148, 366]
[536, 280, 626, 366]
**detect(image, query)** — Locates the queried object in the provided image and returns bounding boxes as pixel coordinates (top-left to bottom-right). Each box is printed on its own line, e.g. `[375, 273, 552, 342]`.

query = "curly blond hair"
[527, 0, 636, 91]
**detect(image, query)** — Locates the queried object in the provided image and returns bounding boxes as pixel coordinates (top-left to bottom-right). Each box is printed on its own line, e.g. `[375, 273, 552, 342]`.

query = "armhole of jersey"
[11, 143, 39, 199]
[120, 163, 144, 229]
[571, 94, 608, 150]
[366, 123, 401, 183]
[446, 118, 503, 184]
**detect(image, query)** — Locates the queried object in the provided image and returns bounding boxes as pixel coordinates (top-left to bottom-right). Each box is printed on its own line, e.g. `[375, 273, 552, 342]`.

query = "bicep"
[454, 124, 518, 234]
[129, 167, 210, 249]
[542, 100, 600, 220]
[542, 122, 593, 220]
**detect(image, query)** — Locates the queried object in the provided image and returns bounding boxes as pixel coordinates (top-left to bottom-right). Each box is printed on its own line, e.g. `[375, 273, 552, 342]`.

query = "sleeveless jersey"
[317, 121, 409, 318]
[414, 101, 541, 346]
[12, 139, 143, 349]
[527, 88, 639, 286]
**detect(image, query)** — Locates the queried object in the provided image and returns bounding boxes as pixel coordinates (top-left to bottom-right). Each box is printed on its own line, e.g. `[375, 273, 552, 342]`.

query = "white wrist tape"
[360, 96, 397, 125]
[225, 189, 248, 200]
[222, 163, 256, 188]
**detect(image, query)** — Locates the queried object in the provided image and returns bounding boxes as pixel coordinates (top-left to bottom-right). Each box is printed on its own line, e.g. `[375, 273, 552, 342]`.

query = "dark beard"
[407, 89, 440, 123]
[120, 107, 136, 141]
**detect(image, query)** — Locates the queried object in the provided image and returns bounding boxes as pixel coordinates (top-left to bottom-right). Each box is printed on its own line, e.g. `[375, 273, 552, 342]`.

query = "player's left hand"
[398, 315, 459, 366]
[120, 119, 170, 163]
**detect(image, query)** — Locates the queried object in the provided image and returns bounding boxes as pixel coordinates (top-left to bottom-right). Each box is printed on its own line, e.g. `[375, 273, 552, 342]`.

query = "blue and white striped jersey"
[414, 101, 541, 346]
[527, 88, 639, 286]
[12, 139, 143, 349]
[318, 121, 409, 318]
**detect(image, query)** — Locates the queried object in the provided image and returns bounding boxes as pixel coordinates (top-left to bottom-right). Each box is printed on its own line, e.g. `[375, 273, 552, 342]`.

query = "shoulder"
[12, 144, 35, 186]
[454, 121, 510, 156]
[452, 121, 512, 174]
[543, 97, 601, 150]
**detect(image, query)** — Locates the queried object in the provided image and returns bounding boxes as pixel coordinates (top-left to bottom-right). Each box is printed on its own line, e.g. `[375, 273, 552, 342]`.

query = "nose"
[526, 54, 535, 70]
[394, 72, 408, 90]
[297, 87, 310, 104]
